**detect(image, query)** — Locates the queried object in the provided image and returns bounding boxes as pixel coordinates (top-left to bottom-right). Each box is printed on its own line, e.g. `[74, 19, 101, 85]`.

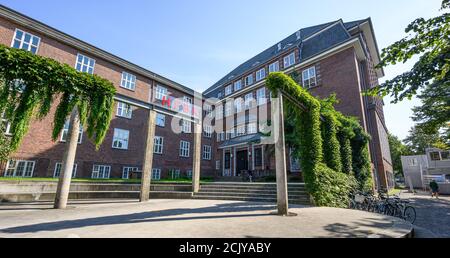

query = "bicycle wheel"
[403, 206, 416, 224]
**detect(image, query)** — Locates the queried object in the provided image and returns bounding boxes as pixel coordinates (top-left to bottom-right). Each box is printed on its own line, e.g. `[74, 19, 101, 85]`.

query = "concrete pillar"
[140, 109, 157, 202]
[192, 121, 202, 193]
[54, 107, 80, 209]
[274, 91, 289, 215]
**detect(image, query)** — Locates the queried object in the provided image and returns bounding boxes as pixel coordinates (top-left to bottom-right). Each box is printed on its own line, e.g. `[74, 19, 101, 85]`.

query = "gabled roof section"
[205, 18, 384, 97]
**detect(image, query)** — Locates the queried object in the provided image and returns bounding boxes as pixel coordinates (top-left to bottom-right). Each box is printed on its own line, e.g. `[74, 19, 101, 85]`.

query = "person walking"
[429, 180, 440, 199]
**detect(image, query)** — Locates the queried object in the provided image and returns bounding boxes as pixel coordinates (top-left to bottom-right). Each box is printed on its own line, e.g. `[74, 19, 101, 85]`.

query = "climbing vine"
[0, 45, 116, 154]
[266, 72, 372, 208]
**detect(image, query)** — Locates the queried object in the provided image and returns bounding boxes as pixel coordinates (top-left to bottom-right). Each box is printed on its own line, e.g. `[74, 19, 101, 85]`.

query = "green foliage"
[388, 133, 411, 176]
[266, 73, 367, 207]
[368, 0, 449, 142]
[350, 122, 373, 192]
[404, 125, 449, 154]
[0, 45, 116, 153]
[0, 123, 11, 162]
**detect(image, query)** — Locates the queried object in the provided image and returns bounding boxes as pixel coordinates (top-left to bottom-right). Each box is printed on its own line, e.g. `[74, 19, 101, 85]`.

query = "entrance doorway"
[236, 150, 248, 177]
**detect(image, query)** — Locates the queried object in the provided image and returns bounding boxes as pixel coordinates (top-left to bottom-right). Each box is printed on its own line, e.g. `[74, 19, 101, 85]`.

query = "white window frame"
[203, 145, 212, 160]
[204, 104, 213, 118]
[75, 53, 96, 74]
[234, 80, 242, 91]
[116, 102, 133, 119]
[181, 119, 192, 134]
[186, 170, 193, 179]
[204, 125, 213, 138]
[5, 160, 35, 178]
[234, 98, 243, 113]
[54, 163, 78, 178]
[245, 93, 254, 110]
[269, 61, 280, 73]
[284, 52, 296, 68]
[216, 105, 224, 120]
[60, 120, 83, 144]
[122, 167, 139, 179]
[216, 160, 221, 170]
[154, 136, 164, 154]
[256, 68, 266, 81]
[180, 141, 190, 158]
[152, 168, 162, 180]
[170, 169, 181, 179]
[120, 72, 137, 91]
[225, 102, 233, 117]
[156, 113, 166, 127]
[91, 165, 111, 179]
[236, 125, 246, 137]
[11, 29, 41, 54]
[225, 85, 233, 96]
[408, 158, 418, 167]
[302, 66, 317, 88]
[155, 85, 168, 100]
[257, 88, 266, 106]
[248, 123, 257, 134]
[245, 74, 254, 86]
[1, 113, 12, 135]
[112, 128, 130, 150]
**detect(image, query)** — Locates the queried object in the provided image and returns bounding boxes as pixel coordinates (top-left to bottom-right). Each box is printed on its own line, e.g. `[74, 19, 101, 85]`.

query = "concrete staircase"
[193, 182, 311, 205]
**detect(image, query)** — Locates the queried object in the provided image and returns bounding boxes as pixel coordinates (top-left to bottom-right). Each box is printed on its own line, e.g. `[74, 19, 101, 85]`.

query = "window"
[186, 170, 193, 179]
[441, 151, 449, 160]
[180, 141, 190, 157]
[154, 136, 164, 154]
[217, 132, 225, 142]
[234, 81, 242, 92]
[11, 29, 40, 54]
[170, 169, 181, 179]
[284, 52, 295, 68]
[204, 104, 213, 117]
[155, 85, 168, 100]
[5, 160, 35, 177]
[234, 98, 243, 113]
[117, 102, 133, 119]
[54, 163, 78, 178]
[236, 125, 246, 136]
[122, 167, 138, 179]
[75, 54, 95, 74]
[225, 102, 233, 117]
[245, 74, 254, 86]
[92, 165, 111, 179]
[203, 145, 212, 160]
[225, 85, 233, 96]
[430, 152, 441, 161]
[216, 105, 224, 119]
[154, 113, 165, 127]
[256, 68, 266, 81]
[269, 61, 279, 73]
[204, 125, 213, 138]
[248, 123, 257, 134]
[183, 96, 193, 105]
[152, 168, 161, 180]
[302, 66, 317, 88]
[60, 120, 83, 144]
[408, 158, 418, 167]
[1, 113, 11, 135]
[257, 88, 266, 106]
[218, 91, 224, 99]
[112, 129, 130, 150]
[182, 119, 192, 133]
[120, 72, 136, 91]
[216, 160, 221, 170]
[245, 93, 254, 109]
[254, 148, 263, 167]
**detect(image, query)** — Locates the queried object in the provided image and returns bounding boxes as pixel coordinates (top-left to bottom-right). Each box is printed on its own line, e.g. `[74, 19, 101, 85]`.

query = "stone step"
[201, 182, 305, 187]
[200, 185, 306, 190]
[199, 189, 308, 195]
[194, 191, 309, 199]
[192, 195, 310, 205]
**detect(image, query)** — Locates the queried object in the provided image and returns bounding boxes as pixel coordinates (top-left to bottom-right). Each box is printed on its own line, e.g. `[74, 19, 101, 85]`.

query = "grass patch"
[388, 188, 402, 196]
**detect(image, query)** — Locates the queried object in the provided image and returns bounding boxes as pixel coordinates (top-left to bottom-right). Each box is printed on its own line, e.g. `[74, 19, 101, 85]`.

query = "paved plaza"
[0, 199, 412, 238]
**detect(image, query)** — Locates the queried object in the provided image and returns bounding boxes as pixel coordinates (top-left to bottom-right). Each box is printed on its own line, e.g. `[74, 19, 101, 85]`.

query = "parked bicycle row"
[348, 190, 416, 224]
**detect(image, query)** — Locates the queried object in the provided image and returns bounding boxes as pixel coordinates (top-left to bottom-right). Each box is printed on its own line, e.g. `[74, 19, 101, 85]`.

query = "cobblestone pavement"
[397, 191, 450, 238]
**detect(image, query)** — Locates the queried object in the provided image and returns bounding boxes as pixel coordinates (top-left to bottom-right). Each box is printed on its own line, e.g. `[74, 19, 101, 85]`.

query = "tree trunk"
[54, 107, 80, 209]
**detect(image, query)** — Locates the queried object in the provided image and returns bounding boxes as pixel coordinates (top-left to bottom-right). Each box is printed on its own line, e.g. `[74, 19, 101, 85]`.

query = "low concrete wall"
[0, 181, 193, 202]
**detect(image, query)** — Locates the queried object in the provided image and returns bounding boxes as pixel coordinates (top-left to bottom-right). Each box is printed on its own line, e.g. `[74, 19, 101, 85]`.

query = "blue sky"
[0, 0, 444, 140]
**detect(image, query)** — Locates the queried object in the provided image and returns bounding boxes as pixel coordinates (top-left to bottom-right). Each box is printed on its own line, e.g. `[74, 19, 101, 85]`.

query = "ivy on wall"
[0, 45, 116, 158]
[266, 72, 372, 208]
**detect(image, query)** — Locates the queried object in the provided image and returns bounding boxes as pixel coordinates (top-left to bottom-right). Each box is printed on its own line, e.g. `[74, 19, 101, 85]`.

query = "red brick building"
[0, 5, 394, 189]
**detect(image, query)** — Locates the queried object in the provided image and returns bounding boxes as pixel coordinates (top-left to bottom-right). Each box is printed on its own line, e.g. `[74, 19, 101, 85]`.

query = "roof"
[204, 18, 376, 98]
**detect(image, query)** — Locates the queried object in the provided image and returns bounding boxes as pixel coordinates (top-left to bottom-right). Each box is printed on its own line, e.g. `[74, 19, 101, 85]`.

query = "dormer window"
[234, 80, 242, 91]
[283, 52, 296, 68]
[225, 85, 233, 96]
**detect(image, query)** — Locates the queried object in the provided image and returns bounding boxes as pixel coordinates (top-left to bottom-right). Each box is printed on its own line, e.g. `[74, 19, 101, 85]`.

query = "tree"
[388, 133, 410, 176]
[369, 0, 450, 140]
[0, 45, 116, 209]
[404, 125, 448, 154]
[0, 123, 11, 162]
